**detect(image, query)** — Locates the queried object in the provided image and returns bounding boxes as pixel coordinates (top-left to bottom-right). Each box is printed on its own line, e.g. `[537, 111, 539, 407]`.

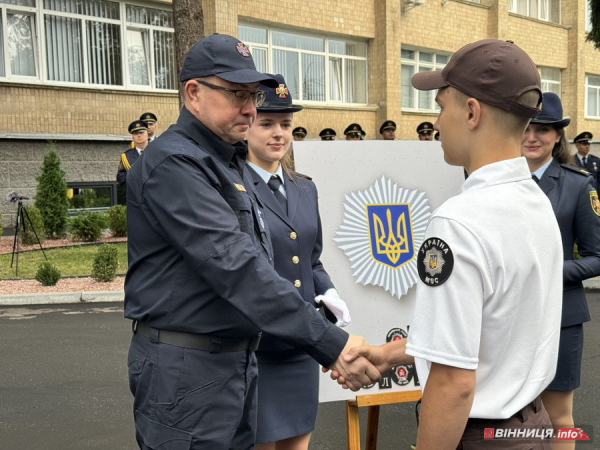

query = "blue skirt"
[255, 349, 319, 443]
[546, 324, 583, 391]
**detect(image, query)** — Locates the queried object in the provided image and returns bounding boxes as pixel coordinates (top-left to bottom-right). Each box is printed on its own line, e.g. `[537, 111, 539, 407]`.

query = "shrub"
[91, 244, 119, 282]
[21, 205, 46, 246]
[71, 211, 107, 242]
[107, 205, 127, 237]
[35, 141, 70, 238]
[35, 262, 61, 286]
[70, 188, 97, 209]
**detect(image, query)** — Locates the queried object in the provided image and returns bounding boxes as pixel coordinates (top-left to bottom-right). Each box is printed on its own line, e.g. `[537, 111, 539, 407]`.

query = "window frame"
[239, 24, 369, 106]
[508, 0, 561, 24]
[585, 0, 592, 32]
[538, 66, 562, 97]
[585, 74, 600, 119]
[401, 47, 449, 113]
[0, 0, 176, 92]
[0, 2, 39, 81]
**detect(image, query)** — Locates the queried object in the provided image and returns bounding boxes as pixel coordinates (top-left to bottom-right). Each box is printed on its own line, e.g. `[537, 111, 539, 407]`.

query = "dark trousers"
[458, 397, 552, 449]
[128, 330, 258, 450]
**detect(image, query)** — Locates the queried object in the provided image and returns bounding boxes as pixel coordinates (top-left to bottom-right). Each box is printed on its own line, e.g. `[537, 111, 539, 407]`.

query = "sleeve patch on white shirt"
[417, 237, 454, 286]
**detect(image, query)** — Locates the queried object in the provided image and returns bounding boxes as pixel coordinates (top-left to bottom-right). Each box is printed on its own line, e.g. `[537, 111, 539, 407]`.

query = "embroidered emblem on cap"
[418, 237, 454, 286]
[590, 190, 600, 216]
[275, 84, 288, 98]
[236, 42, 250, 57]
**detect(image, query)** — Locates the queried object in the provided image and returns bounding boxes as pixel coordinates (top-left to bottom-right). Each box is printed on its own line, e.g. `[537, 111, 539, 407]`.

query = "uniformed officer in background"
[292, 126, 307, 141]
[379, 120, 396, 140]
[140, 112, 158, 143]
[319, 128, 336, 140]
[416, 121, 434, 140]
[573, 132, 599, 188]
[344, 123, 365, 140]
[117, 120, 148, 186]
[124, 33, 377, 450]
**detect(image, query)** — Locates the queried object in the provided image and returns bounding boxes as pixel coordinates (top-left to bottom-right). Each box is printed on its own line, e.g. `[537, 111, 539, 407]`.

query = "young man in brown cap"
[333, 39, 563, 449]
[124, 33, 376, 449]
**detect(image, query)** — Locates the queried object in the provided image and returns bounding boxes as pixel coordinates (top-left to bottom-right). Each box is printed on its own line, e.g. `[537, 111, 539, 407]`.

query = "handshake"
[324, 334, 415, 391]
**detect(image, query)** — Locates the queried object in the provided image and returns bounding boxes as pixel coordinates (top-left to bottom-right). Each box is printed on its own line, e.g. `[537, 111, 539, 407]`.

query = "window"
[586, 74, 600, 118]
[508, 0, 560, 24]
[67, 182, 119, 209]
[0, 0, 176, 91]
[0, 0, 38, 79]
[401, 48, 449, 112]
[585, 0, 592, 32]
[239, 24, 368, 105]
[539, 67, 561, 96]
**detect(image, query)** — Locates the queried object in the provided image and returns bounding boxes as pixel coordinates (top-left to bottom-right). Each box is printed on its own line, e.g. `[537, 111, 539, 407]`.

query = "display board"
[292, 140, 465, 402]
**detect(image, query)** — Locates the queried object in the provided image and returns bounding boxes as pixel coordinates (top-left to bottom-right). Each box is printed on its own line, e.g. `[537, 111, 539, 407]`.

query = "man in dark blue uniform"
[140, 112, 158, 143]
[344, 123, 365, 140]
[124, 33, 377, 450]
[379, 120, 396, 140]
[573, 131, 599, 188]
[416, 121, 434, 140]
[117, 120, 148, 185]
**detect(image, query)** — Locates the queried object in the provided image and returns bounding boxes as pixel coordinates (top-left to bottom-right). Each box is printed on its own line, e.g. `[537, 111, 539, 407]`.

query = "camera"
[6, 191, 29, 203]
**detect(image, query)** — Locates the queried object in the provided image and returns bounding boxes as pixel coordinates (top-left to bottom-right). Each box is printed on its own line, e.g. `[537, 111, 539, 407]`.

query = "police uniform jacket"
[124, 107, 347, 366]
[538, 159, 600, 327]
[116, 148, 140, 185]
[573, 153, 600, 189]
[247, 167, 335, 351]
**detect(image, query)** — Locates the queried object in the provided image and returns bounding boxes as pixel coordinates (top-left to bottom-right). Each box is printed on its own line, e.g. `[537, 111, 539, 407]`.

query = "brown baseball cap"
[411, 39, 542, 118]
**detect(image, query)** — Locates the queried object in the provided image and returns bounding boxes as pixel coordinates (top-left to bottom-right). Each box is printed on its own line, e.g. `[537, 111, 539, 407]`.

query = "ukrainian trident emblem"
[367, 204, 413, 268]
[334, 176, 431, 298]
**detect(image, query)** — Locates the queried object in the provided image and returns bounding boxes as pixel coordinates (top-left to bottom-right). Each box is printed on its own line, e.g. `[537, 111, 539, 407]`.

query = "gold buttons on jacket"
[292, 256, 300, 264]
[294, 280, 302, 288]
[289, 231, 297, 240]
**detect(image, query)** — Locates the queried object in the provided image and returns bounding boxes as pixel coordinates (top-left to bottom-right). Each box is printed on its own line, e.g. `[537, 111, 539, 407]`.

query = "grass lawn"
[0, 243, 127, 280]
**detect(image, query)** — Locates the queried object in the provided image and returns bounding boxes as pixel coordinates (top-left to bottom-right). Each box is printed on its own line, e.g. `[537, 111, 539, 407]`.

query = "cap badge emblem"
[276, 84, 288, 98]
[236, 42, 250, 57]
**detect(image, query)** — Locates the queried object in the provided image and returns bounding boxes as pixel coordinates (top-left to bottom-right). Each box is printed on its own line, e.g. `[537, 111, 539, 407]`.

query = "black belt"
[133, 321, 261, 353]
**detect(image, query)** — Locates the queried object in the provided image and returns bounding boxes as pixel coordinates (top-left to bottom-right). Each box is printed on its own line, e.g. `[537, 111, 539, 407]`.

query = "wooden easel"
[346, 390, 421, 450]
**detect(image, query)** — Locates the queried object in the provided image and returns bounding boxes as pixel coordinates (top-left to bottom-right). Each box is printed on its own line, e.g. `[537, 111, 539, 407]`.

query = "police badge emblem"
[591, 190, 600, 216]
[417, 237, 454, 286]
[236, 42, 250, 57]
[334, 177, 431, 298]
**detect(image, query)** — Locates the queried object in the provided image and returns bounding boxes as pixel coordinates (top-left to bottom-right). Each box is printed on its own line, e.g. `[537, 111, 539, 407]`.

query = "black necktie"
[532, 174, 540, 184]
[268, 175, 287, 213]
[583, 157, 587, 167]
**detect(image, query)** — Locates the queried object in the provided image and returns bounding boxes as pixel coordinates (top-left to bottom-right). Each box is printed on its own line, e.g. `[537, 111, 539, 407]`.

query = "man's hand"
[326, 339, 415, 387]
[327, 334, 381, 391]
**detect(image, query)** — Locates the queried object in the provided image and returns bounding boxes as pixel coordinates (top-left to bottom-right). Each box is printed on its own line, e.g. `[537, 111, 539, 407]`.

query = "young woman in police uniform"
[521, 92, 600, 450]
[245, 74, 351, 450]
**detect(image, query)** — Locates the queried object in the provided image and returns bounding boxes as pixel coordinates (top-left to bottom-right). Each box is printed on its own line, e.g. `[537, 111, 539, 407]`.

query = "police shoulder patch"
[417, 237, 454, 287]
[590, 190, 600, 216]
[561, 163, 591, 176]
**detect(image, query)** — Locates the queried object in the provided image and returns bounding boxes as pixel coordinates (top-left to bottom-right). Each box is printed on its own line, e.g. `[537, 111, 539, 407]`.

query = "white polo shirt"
[406, 157, 563, 419]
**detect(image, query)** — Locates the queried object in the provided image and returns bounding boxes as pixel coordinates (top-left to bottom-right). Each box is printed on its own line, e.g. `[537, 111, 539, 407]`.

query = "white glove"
[315, 288, 351, 328]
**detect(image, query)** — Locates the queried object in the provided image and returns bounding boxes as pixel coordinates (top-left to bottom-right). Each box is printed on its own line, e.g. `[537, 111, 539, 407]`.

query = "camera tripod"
[11, 200, 47, 277]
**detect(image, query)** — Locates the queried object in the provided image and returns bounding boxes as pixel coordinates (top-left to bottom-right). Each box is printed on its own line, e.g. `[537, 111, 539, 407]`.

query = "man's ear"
[465, 97, 482, 130]
[184, 80, 201, 111]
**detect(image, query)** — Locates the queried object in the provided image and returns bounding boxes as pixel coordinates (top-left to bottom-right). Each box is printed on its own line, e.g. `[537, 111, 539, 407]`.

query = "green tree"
[587, 0, 600, 50]
[34, 141, 69, 238]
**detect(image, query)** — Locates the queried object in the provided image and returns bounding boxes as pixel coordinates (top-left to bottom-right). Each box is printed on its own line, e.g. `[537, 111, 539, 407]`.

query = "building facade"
[1, 0, 598, 227]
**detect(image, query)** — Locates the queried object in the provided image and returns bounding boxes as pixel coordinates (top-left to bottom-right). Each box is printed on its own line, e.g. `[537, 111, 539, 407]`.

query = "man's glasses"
[195, 80, 266, 107]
